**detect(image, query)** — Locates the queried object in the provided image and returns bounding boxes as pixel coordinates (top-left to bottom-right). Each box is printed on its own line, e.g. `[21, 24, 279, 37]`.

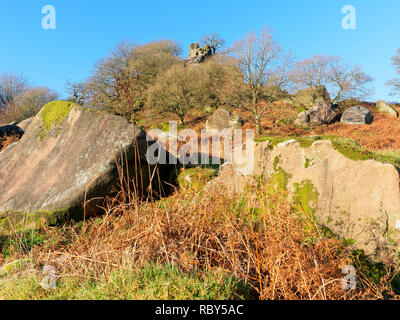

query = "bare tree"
[291, 55, 373, 103]
[290, 55, 336, 89]
[66, 80, 89, 106]
[200, 33, 226, 55]
[11, 87, 59, 121]
[386, 49, 400, 96]
[0, 72, 27, 112]
[327, 58, 373, 102]
[226, 25, 286, 135]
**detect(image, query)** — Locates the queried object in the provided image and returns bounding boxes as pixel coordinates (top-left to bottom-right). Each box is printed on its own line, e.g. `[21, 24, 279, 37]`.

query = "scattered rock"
[294, 86, 331, 109]
[294, 111, 309, 127]
[0, 101, 176, 227]
[205, 108, 242, 133]
[208, 137, 400, 260]
[294, 101, 337, 126]
[375, 100, 398, 117]
[188, 43, 213, 64]
[341, 106, 373, 125]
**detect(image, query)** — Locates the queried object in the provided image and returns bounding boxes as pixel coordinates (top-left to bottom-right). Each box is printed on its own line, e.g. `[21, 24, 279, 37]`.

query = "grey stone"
[341, 106, 373, 125]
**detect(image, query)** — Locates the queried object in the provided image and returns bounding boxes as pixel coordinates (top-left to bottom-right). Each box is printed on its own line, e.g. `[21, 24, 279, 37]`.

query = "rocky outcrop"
[294, 86, 332, 109]
[375, 100, 398, 117]
[295, 101, 337, 126]
[341, 106, 373, 125]
[208, 137, 400, 259]
[205, 108, 242, 133]
[188, 43, 213, 64]
[0, 101, 176, 227]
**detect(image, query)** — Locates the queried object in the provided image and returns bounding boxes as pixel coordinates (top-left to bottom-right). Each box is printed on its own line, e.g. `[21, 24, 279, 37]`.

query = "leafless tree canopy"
[200, 33, 226, 55]
[291, 55, 373, 102]
[0, 73, 58, 123]
[11, 87, 59, 122]
[0, 73, 27, 112]
[224, 25, 291, 134]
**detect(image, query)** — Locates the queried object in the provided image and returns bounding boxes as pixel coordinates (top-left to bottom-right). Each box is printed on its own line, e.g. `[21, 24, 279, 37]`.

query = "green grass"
[0, 229, 45, 258]
[0, 264, 254, 300]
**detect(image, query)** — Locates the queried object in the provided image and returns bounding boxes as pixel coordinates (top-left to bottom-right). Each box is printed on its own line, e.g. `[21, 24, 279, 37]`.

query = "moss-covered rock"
[210, 135, 400, 260]
[256, 135, 400, 169]
[375, 100, 398, 117]
[294, 86, 331, 109]
[37, 101, 76, 141]
[178, 167, 218, 191]
[0, 99, 178, 221]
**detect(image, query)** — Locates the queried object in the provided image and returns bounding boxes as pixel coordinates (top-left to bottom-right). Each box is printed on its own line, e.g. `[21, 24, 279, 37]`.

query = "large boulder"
[341, 106, 373, 125]
[205, 108, 242, 133]
[375, 100, 398, 117]
[294, 86, 331, 109]
[294, 101, 337, 126]
[208, 137, 400, 260]
[0, 101, 175, 227]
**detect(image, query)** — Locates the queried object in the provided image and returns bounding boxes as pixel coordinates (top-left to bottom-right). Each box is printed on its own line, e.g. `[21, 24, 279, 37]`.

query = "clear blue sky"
[0, 0, 399, 101]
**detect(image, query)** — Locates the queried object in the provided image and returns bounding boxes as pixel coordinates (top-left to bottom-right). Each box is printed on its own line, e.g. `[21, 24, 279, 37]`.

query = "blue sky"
[0, 0, 399, 101]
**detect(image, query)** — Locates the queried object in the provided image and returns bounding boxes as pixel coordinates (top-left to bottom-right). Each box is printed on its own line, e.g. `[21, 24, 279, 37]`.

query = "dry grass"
[252, 101, 400, 152]
[2, 100, 400, 299]
[314, 104, 400, 151]
[0, 135, 20, 152]
[2, 180, 398, 300]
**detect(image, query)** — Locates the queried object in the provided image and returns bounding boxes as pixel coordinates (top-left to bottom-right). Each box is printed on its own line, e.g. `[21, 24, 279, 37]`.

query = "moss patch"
[256, 135, 400, 169]
[293, 179, 320, 238]
[37, 101, 76, 142]
[0, 206, 84, 234]
[304, 157, 313, 168]
[178, 167, 218, 191]
[269, 156, 292, 193]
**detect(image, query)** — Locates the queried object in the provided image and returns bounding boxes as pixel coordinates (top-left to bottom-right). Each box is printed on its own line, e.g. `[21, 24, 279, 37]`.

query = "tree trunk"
[255, 115, 261, 135]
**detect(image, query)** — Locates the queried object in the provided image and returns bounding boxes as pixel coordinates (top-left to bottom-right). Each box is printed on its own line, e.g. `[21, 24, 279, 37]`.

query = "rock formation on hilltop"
[187, 43, 213, 64]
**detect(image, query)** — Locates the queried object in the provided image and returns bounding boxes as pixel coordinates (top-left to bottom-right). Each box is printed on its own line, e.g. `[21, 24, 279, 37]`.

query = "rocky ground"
[1, 97, 400, 300]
